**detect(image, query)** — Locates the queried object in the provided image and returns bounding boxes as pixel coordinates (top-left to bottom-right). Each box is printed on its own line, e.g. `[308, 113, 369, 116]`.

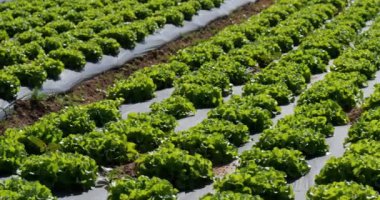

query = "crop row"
[0, 0, 225, 101]
[307, 54, 380, 199]
[107, 0, 345, 105]
[204, 0, 380, 199]
[0, 0, 319, 197]
[308, 87, 380, 198]
[0, 0, 335, 198]
[1, 0, 379, 199]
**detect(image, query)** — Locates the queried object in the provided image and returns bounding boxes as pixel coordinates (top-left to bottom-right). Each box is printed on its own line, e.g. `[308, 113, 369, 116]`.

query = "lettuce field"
[0, 0, 380, 199]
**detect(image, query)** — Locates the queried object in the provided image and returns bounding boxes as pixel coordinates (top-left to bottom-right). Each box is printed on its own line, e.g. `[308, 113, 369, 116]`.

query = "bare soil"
[0, 0, 273, 133]
[213, 161, 238, 178]
[348, 107, 364, 123]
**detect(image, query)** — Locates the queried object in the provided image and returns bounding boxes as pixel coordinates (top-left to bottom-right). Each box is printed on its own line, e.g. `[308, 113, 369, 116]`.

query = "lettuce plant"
[19, 152, 98, 190]
[108, 176, 178, 200]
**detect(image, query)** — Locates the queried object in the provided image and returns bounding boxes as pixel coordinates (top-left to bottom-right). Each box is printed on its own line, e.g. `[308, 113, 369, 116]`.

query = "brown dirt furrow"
[0, 0, 273, 133]
[348, 107, 363, 124]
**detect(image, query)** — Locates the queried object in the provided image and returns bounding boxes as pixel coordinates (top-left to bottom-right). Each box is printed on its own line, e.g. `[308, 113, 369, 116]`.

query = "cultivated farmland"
[0, 0, 380, 199]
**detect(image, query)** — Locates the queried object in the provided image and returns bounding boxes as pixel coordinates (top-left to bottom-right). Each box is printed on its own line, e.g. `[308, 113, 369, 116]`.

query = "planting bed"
[0, 0, 273, 131]
[0, 0, 259, 119]
[1, 0, 380, 199]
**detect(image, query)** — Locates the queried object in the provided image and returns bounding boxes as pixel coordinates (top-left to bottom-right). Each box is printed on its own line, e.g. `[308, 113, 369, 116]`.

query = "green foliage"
[240, 147, 310, 179]
[357, 37, 380, 55]
[175, 69, 232, 96]
[23, 42, 45, 60]
[243, 82, 294, 105]
[37, 57, 65, 80]
[136, 146, 213, 191]
[128, 20, 152, 42]
[41, 36, 64, 53]
[173, 43, 224, 70]
[281, 49, 330, 74]
[69, 28, 96, 41]
[233, 21, 265, 42]
[345, 139, 380, 157]
[301, 33, 342, 58]
[0, 138, 27, 174]
[134, 5, 153, 19]
[57, 107, 96, 136]
[48, 48, 86, 71]
[199, 0, 218, 10]
[315, 153, 380, 190]
[164, 61, 191, 76]
[0, 30, 9, 42]
[347, 118, 380, 143]
[253, 66, 307, 95]
[355, 105, 380, 122]
[276, 115, 334, 137]
[15, 31, 42, 45]
[5, 64, 47, 88]
[71, 41, 103, 62]
[84, 100, 122, 127]
[201, 192, 263, 200]
[35, 26, 58, 37]
[0, 44, 28, 67]
[234, 94, 281, 116]
[107, 75, 157, 103]
[124, 112, 177, 132]
[362, 85, 380, 110]
[307, 181, 379, 200]
[256, 127, 329, 158]
[0, 178, 57, 200]
[60, 131, 138, 165]
[19, 152, 98, 190]
[177, 1, 201, 20]
[108, 176, 178, 200]
[294, 100, 348, 125]
[332, 51, 377, 79]
[133, 65, 176, 90]
[0, 72, 20, 100]
[324, 72, 368, 88]
[99, 26, 137, 49]
[0, 190, 20, 198]
[169, 131, 237, 165]
[347, 105, 380, 143]
[201, 57, 251, 85]
[46, 20, 75, 33]
[161, 8, 185, 26]
[208, 95, 274, 132]
[150, 96, 196, 119]
[230, 41, 282, 68]
[3, 17, 31, 37]
[214, 162, 294, 199]
[210, 30, 248, 52]
[269, 61, 312, 83]
[173, 83, 223, 108]
[18, 114, 63, 154]
[106, 115, 170, 153]
[90, 37, 121, 56]
[190, 119, 250, 147]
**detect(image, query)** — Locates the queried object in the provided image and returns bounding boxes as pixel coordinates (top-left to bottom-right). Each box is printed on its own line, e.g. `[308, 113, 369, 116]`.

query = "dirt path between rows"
[0, 0, 273, 133]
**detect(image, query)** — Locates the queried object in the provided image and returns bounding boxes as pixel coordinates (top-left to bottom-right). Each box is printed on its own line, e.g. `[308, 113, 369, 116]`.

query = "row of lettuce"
[1, 0, 379, 199]
[0, 0, 224, 101]
[0, 0, 338, 198]
[202, 0, 380, 199]
[107, 0, 346, 106]
[307, 86, 380, 198]
[0, 0, 318, 194]
[308, 85, 380, 197]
